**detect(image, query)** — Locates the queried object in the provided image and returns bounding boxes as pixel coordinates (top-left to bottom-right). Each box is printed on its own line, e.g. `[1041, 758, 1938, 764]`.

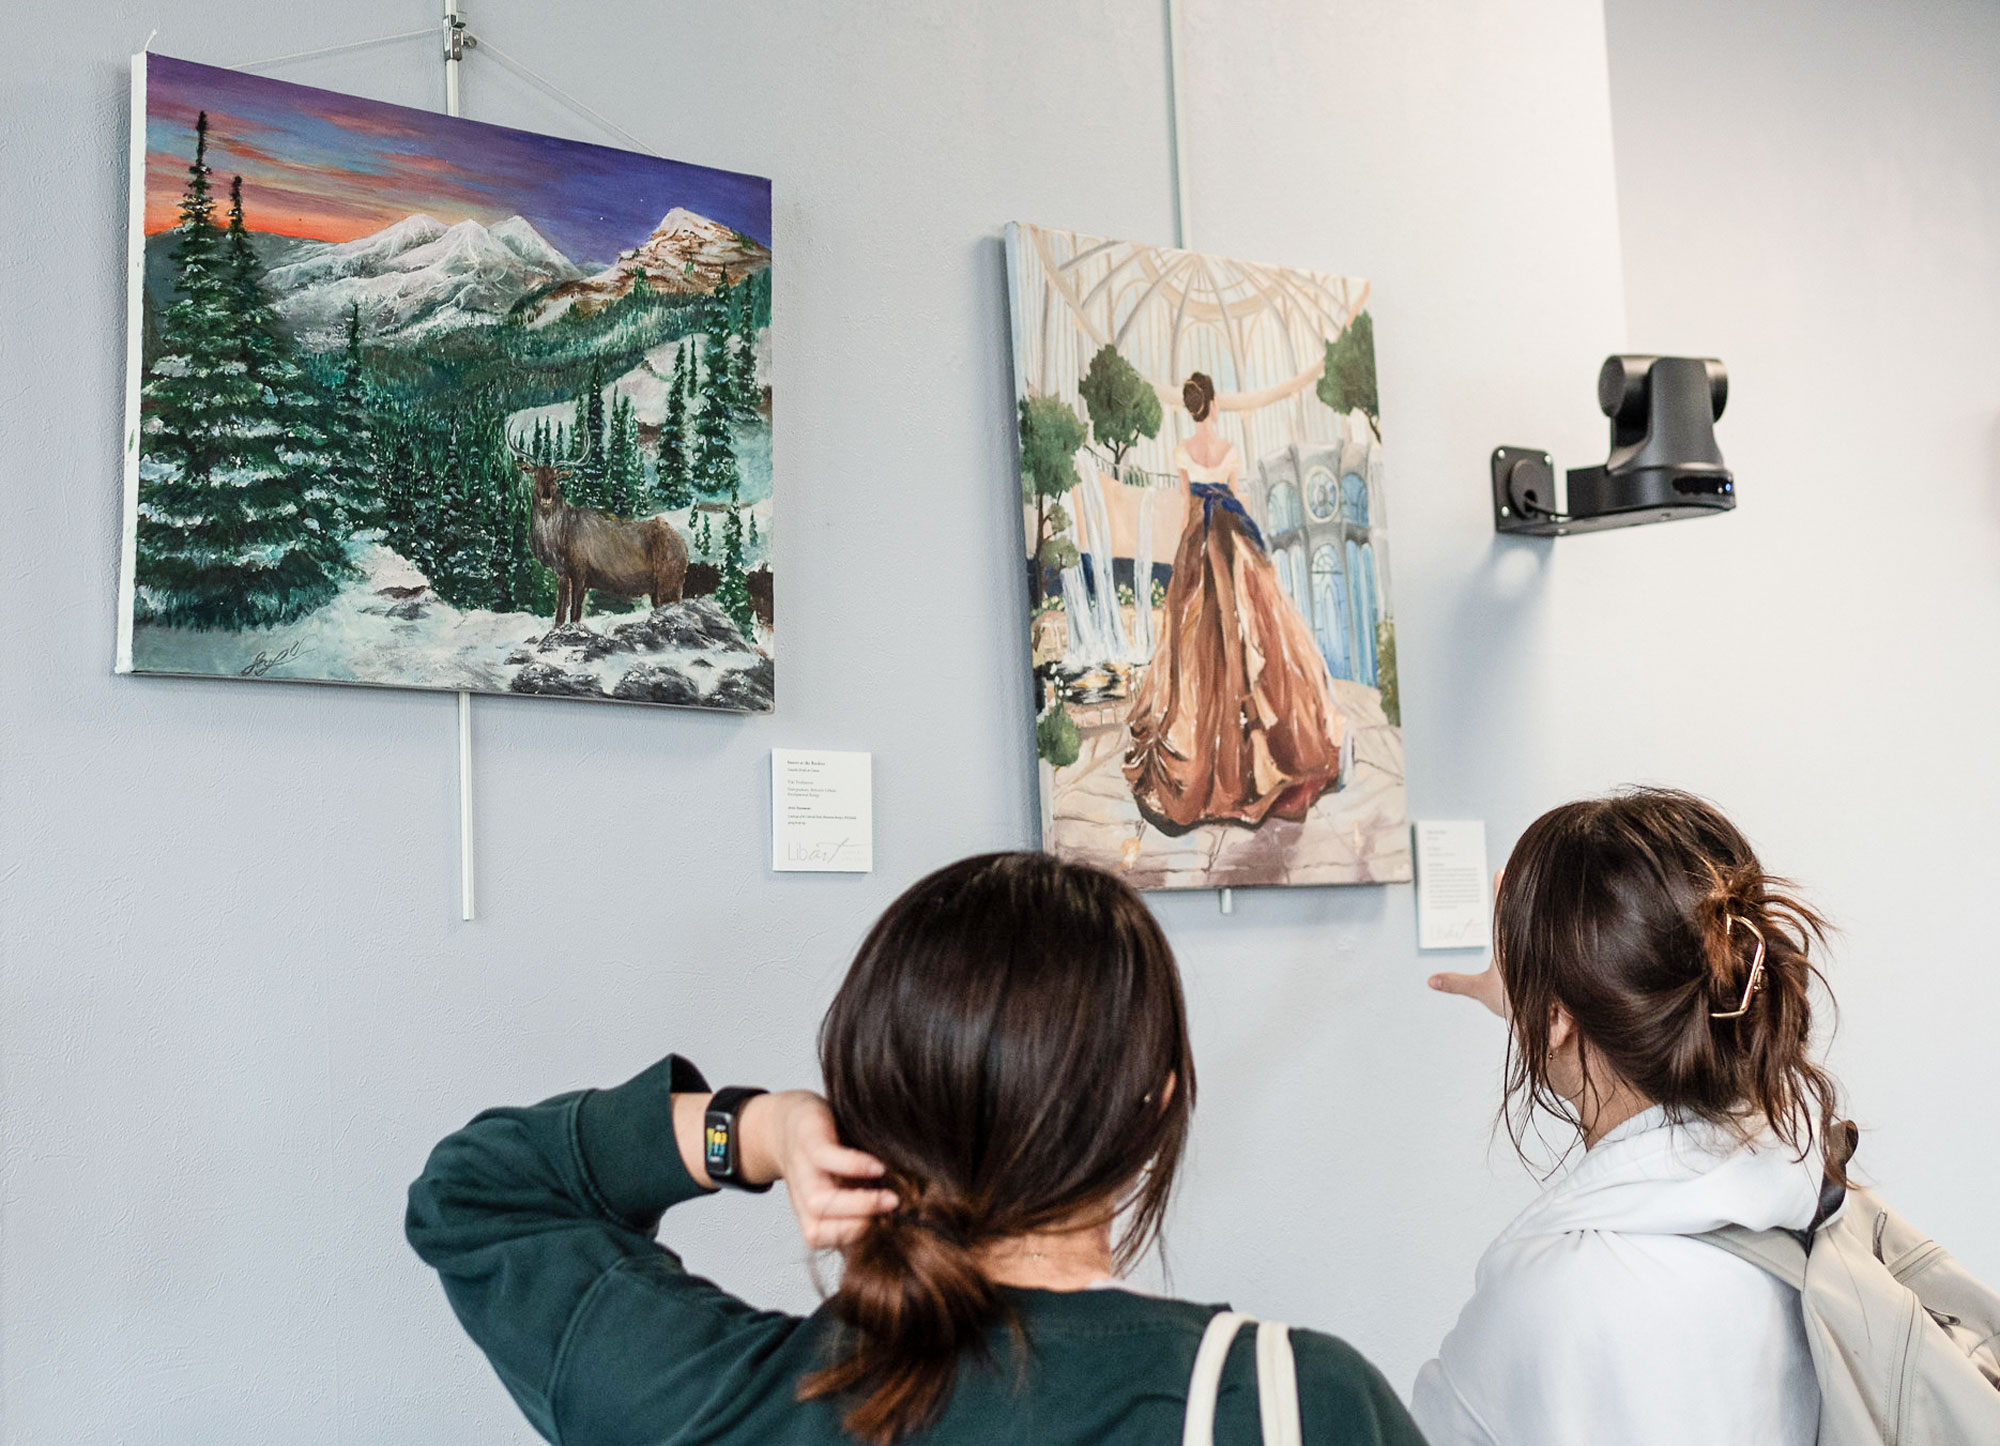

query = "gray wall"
[0, 1, 1992, 1440]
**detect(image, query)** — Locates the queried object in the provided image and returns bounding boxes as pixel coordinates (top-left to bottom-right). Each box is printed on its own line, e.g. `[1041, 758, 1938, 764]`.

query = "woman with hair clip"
[408, 852, 1422, 1445]
[1417, 787, 1845, 1446]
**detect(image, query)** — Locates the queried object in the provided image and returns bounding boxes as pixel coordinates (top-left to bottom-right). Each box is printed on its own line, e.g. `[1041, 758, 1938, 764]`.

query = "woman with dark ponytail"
[409, 852, 1423, 1445]
[1418, 788, 1845, 1446]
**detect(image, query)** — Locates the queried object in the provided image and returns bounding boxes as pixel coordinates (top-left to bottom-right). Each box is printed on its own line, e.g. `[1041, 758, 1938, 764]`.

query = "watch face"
[704, 1118, 730, 1175]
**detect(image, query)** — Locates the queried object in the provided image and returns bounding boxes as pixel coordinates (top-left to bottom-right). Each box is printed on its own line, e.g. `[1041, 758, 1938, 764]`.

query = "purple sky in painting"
[142, 53, 770, 266]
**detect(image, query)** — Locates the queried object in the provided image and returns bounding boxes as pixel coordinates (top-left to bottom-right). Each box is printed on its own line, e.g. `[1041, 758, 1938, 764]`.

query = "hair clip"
[1710, 915, 1766, 1019]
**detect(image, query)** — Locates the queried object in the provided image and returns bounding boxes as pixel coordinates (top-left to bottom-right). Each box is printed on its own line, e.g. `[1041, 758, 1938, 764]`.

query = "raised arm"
[405, 1054, 892, 1443]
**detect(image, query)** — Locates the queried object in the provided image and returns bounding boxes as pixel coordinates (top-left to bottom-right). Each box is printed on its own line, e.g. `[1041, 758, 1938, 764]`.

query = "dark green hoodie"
[407, 1053, 1427, 1446]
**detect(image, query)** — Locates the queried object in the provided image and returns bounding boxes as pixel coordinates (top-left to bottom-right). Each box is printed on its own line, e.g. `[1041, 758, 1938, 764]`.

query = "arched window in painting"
[1340, 472, 1370, 527]
[1360, 542, 1381, 683]
[1305, 466, 1339, 522]
[1266, 481, 1304, 537]
[1287, 543, 1312, 621]
[1274, 546, 1296, 605]
[1345, 538, 1379, 687]
[1311, 544, 1351, 680]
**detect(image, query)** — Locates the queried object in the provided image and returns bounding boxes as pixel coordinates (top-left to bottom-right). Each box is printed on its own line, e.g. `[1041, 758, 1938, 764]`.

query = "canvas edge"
[114, 663, 775, 715]
[999, 222, 1055, 852]
[764, 195, 777, 714]
[115, 53, 148, 675]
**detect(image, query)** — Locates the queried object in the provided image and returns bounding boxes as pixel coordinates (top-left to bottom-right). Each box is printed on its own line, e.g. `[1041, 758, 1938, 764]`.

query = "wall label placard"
[1414, 819, 1489, 950]
[771, 750, 873, 873]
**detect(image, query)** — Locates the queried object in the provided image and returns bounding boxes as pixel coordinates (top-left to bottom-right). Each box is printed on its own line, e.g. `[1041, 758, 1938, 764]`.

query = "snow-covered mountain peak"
[268, 211, 583, 347]
[370, 213, 449, 252]
[651, 207, 734, 241]
[266, 212, 448, 293]
[490, 215, 576, 274]
[397, 218, 522, 273]
[524, 206, 769, 326]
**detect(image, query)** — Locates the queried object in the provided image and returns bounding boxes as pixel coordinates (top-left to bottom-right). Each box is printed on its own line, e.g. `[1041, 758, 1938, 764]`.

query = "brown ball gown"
[1124, 440, 1350, 835]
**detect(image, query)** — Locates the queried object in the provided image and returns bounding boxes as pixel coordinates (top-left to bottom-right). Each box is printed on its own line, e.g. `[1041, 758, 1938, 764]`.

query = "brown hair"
[1495, 788, 1841, 1174]
[799, 852, 1194, 1442]
[1182, 371, 1215, 421]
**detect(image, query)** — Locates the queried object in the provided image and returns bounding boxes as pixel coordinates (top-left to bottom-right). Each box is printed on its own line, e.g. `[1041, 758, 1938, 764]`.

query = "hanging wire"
[226, 27, 435, 73]
[469, 35, 662, 156]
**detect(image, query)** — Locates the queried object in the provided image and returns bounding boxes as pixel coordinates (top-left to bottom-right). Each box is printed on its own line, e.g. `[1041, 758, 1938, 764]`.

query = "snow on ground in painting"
[128, 542, 773, 712]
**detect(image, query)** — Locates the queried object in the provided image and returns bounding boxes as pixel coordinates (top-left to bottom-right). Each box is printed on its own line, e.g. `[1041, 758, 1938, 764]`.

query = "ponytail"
[798, 1197, 1005, 1442]
[1496, 789, 1843, 1175]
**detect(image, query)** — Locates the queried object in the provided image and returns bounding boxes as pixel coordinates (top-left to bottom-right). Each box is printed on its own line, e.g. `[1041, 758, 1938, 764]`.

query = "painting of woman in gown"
[1124, 373, 1354, 835]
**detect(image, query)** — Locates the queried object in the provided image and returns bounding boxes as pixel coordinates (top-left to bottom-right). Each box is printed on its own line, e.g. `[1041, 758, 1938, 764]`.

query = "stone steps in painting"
[1048, 677, 1410, 890]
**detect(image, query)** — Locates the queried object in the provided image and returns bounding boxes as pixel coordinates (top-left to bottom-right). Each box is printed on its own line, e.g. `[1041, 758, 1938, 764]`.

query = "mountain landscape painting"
[118, 54, 776, 712]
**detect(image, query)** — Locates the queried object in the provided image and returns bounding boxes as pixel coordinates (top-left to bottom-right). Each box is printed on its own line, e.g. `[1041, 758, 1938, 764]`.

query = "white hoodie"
[1412, 1107, 1823, 1446]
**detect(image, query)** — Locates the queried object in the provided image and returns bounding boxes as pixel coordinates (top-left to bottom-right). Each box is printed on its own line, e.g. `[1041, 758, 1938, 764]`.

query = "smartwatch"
[702, 1086, 772, 1192]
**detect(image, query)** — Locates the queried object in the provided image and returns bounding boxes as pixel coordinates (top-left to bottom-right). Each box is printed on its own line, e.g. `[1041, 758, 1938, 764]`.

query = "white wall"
[1600, 0, 2000, 1297]
[0, 1, 1991, 1441]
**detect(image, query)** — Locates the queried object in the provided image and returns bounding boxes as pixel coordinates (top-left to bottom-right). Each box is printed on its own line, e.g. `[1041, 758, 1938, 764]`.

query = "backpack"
[1701, 1122, 2000, 1446]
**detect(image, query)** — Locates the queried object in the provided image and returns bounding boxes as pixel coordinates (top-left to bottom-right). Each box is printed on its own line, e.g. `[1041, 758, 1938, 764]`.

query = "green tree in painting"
[601, 394, 643, 516]
[692, 344, 737, 499]
[1035, 700, 1081, 769]
[136, 117, 344, 629]
[716, 486, 754, 636]
[570, 362, 608, 507]
[654, 344, 694, 509]
[726, 277, 760, 420]
[1317, 309, 1380, 440]
[323, 304, 381, 536]
[1018, 393, 1087, 608]
[1077, 343, 1161, 482]
[1374, 618, 1400, 726]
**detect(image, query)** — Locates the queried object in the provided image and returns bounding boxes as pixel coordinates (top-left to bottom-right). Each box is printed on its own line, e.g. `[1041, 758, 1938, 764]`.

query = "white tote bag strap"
[1183, 1312, 1252, 1446]
[1255, 1321, 1303, 1446]
[1182, 1312, 1303, 1446]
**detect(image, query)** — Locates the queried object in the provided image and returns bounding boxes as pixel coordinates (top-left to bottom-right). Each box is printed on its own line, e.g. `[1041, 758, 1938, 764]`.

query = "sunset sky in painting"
[141, 54, 770, 265]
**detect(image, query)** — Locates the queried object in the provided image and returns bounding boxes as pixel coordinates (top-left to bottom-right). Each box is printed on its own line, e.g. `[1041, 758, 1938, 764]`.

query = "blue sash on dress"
[1189, 482, 1266, 553]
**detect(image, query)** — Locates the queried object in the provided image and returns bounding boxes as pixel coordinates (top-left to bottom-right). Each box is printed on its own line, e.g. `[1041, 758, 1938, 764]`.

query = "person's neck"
[1580, 1080, 1655, 1149]
[973, 1218, 1115, 1292]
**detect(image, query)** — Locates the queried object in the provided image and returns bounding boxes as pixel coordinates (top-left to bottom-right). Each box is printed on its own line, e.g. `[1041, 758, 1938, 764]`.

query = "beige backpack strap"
[1700, 1222, 1810, 1291]
[1255, 1320, 1303, 1446]
[1183, 1312, 1252, 1446]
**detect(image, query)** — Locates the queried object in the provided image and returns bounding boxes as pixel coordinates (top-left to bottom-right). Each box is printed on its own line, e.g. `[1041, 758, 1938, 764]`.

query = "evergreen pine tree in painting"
[120, 54, 775, 711]
[654, 345, 694, 510]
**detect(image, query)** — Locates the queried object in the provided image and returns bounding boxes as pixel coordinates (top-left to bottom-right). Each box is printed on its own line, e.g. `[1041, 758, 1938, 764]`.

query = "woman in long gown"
[1124, 372, 1351, 835]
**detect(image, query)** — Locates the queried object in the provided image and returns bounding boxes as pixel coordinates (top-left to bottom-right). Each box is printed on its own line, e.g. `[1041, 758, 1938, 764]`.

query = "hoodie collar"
[1496, 1106, 1823, 1245]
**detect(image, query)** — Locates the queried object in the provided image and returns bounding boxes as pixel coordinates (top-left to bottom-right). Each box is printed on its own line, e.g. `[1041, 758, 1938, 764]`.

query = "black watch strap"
[703, 1086, 771, 1192]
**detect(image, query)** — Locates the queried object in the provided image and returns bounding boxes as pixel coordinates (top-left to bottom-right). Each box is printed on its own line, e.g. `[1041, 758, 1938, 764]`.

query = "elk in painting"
[513, 443, 689, 626]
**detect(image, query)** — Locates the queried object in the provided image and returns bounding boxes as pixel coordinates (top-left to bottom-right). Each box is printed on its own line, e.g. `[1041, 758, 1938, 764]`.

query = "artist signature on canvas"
[240, 641, 308, 677]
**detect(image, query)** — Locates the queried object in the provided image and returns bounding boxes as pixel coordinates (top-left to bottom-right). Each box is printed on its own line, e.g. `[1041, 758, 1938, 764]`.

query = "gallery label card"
[771, 750, 873, 873]
[1414, 820, 1489, 950]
